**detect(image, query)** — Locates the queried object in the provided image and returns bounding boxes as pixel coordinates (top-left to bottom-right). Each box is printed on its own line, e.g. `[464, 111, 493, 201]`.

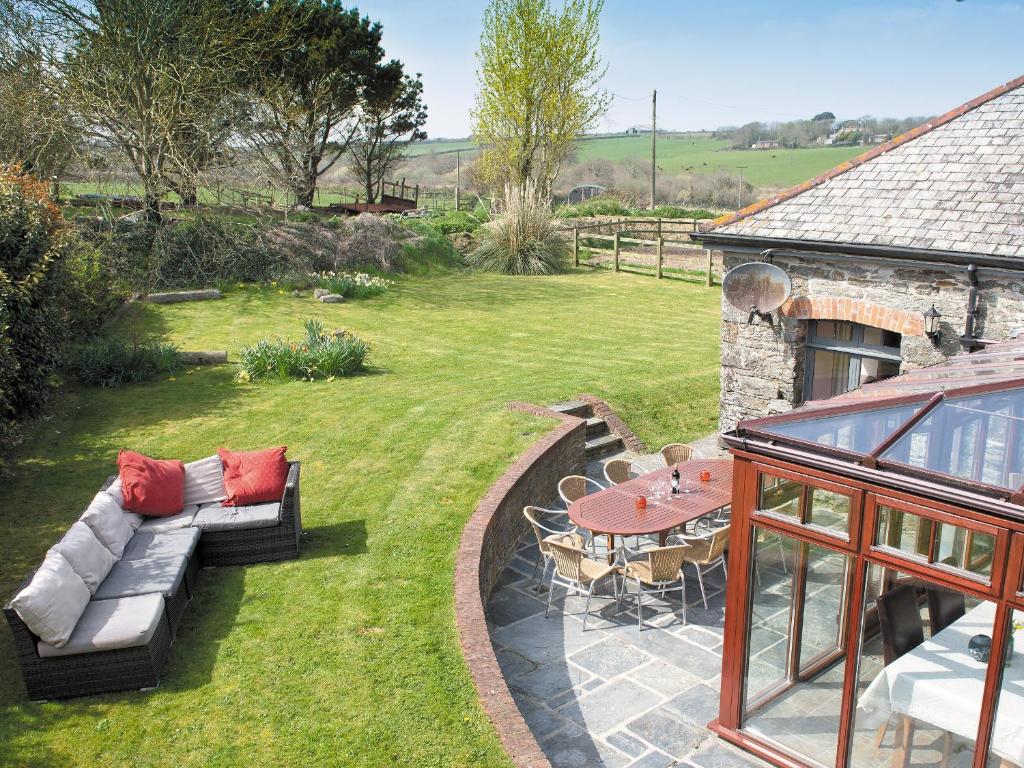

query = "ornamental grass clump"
[467, 180, 567, 275]
[65, 338, 182, 387]
[309, 271, 394, 298]
[238, 319, 368, 382]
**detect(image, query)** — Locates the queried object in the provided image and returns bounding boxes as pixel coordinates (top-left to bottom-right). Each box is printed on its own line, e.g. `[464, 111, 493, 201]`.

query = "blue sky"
[370, 0, 1024, 139]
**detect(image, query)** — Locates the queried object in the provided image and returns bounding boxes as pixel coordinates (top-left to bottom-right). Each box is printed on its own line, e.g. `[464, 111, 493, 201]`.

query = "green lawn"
[0, 269, 721, 767]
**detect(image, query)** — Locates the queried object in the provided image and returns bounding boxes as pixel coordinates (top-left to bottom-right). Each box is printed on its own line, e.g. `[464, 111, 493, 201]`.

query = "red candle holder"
[636, 495, 647, 512]
[699, 470, 711, 482]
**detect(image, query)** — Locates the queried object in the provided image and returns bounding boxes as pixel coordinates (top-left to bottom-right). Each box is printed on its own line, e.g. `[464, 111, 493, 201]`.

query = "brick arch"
[780, 296, 925, 337]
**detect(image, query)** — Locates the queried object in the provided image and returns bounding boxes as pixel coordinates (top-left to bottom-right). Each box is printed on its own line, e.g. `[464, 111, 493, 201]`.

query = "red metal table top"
[568, 459, 733, 537]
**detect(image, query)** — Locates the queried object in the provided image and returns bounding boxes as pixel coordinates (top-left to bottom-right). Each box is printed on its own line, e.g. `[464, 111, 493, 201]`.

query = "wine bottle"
[671, 464, 680, 494]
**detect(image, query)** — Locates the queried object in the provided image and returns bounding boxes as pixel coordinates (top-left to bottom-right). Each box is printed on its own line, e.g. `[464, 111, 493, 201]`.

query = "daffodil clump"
[237, 319, 368, 382]
[309, 271, 394, 299]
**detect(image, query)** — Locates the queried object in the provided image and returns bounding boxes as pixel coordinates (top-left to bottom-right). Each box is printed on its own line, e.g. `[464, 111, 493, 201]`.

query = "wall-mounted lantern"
[923, 305, 942, 346]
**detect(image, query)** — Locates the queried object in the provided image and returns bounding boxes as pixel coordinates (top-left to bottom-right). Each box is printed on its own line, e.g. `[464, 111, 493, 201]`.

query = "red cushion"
[117, 450, 185, 516]
[218, 447, 288, 506]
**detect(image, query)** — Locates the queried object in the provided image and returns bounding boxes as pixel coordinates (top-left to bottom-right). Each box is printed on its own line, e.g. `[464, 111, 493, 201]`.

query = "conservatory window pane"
[985, 609, 1024, 768]
[880, 388, 1024, 491]
[760, 403, 925, 455]
[876, 505, 932, 560]
[807, 487, 850, 534]
[758, 475, 803, 519]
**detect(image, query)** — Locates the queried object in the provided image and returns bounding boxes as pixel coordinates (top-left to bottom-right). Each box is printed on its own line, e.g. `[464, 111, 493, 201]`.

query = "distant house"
[694, 74, 1024, 432]
[750, 140, 780, 150]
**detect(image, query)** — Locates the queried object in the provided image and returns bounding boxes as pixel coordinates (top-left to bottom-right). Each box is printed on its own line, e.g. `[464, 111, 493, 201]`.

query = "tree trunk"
[143, 193, 162, 223]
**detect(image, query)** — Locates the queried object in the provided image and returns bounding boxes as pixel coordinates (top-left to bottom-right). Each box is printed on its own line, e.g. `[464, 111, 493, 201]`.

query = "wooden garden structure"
[716, 338, 1024, 768]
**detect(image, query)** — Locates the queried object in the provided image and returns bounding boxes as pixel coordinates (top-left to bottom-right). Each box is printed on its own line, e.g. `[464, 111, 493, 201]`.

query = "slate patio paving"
[487, 533, 771, 768]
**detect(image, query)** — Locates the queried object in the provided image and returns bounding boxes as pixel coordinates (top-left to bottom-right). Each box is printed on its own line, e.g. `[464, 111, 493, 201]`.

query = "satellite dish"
[722, 262, 792, 317]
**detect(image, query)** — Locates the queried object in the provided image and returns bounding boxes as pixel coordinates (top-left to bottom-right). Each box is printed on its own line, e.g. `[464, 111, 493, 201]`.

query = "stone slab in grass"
[179, 351, 228, 365]
[318, 293, 345, 303]
[148, 289, 223, 304]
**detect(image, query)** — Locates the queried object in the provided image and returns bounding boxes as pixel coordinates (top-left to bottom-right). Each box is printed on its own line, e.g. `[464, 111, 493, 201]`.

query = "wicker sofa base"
[5, 610, 173, 701]
[199, 525, 300, 567]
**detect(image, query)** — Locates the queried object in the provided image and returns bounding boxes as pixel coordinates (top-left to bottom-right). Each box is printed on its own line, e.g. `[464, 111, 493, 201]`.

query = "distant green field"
[406, 140, 477, 158]
[575, 135, 865, 188]
[410, 134, 868, 190]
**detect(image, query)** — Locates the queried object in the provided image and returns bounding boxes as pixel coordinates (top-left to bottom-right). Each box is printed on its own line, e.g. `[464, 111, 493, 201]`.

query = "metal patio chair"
[522, 506, 587, 586]
[603, 458, 633, 486]
[669, 525, 730, 609]
[660, 443, 693, 466]
[618, 544, 691, 630]
[544, 539, 619, 631]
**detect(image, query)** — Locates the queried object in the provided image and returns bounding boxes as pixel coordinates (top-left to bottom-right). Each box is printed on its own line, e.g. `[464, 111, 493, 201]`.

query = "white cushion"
[104, 476, 125, 506]
[104, 477, 153, 531]
[49, 522, 117, 594]
[137, 505, 199, 534]
[80, 492, 133, 558]
[183, 455, 226, 506]
[37, 594, 165, 658]
[11, 552, 91, 647]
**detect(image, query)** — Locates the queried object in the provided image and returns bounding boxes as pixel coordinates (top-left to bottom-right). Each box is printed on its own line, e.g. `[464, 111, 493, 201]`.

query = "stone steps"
[584, 432, 624, 460]
[585, 416, 610, 438]
[548, 400, 592, 419]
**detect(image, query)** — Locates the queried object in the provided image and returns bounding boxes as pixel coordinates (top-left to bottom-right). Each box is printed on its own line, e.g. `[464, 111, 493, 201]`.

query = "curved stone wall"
[454, 401, 586, 768]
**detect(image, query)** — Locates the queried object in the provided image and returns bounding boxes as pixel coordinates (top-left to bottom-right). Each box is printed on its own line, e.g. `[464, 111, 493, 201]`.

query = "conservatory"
[716, 338, 1024, 768]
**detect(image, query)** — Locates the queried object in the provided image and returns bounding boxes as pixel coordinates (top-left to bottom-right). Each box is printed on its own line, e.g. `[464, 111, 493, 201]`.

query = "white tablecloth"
[858, 601, 1024, 766]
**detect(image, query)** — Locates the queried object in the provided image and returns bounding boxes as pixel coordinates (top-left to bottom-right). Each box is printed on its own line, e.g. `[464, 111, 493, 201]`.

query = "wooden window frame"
[751, 463, 863, 550]
[865, 494, 1009, 596]
[715, 455, 1024, 768]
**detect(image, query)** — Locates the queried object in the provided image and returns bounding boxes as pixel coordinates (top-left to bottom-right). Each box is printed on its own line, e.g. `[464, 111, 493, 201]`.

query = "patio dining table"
[568, 458, 733, 563]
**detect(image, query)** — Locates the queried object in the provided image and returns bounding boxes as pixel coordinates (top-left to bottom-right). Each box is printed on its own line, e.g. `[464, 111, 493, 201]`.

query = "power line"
[611, 89, 805, 120]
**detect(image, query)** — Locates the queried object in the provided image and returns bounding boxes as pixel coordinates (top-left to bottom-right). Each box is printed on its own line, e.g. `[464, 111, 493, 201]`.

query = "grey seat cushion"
[94, 556, 187, 600]
[37, 593, 165, 658]
[121, 528, 200, 562]
[192, 502, 280, 532]
[137, 505, 199, 534]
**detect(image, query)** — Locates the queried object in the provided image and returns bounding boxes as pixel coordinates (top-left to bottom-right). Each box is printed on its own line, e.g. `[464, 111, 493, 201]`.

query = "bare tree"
[347, 67, 427, 204]
[3, 0, 277, 220]
[0, 2, 79, 176]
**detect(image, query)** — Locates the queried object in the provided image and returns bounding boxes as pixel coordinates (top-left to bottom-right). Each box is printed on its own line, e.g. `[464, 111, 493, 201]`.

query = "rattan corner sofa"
[4, 460, 301, 701]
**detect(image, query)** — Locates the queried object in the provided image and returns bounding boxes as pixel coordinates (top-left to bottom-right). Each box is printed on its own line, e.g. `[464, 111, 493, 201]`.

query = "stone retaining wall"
[454, 401, 586, 768]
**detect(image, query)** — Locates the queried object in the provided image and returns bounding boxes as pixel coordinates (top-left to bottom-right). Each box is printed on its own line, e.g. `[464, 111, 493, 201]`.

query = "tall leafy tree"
[472, 0, 609, 198]
[245, 1, 387, 207]
[347, 66, 427, 204]
[4, 0, 274, 220]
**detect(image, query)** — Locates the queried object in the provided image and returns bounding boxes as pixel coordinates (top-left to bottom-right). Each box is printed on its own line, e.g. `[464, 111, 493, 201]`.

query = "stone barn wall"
[717, 249, 1024, 432]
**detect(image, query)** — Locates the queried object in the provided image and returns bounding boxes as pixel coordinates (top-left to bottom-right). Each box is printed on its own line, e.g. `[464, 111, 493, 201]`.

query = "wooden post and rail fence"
[568, 218, 717, 287]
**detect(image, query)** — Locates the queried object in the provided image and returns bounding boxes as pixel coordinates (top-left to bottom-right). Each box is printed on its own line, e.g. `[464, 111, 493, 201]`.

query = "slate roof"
[704, 75, 1024, 258]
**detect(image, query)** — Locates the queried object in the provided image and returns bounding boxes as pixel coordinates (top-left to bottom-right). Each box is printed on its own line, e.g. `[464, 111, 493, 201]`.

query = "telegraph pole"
[736, 166, 748, 210]
[455, 150, 462, 212]
[650, 89, 657, 210]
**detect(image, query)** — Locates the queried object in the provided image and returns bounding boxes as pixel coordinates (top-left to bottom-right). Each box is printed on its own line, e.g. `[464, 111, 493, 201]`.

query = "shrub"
[64, 338, 182, 387]
[554, 195, 718, 220]
[428, 210, 485, 236]
[237, 319, 368, 382]
[555, 196, 630, 218]
[0, 167, 68, 454]
[265, 213, 413, 274]
[467, 181, 567, 275]
[309, 271, 394, 298]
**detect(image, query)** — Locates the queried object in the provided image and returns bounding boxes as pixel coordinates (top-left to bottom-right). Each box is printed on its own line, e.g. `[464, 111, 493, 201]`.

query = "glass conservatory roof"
[737, 338, 1024, 497]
